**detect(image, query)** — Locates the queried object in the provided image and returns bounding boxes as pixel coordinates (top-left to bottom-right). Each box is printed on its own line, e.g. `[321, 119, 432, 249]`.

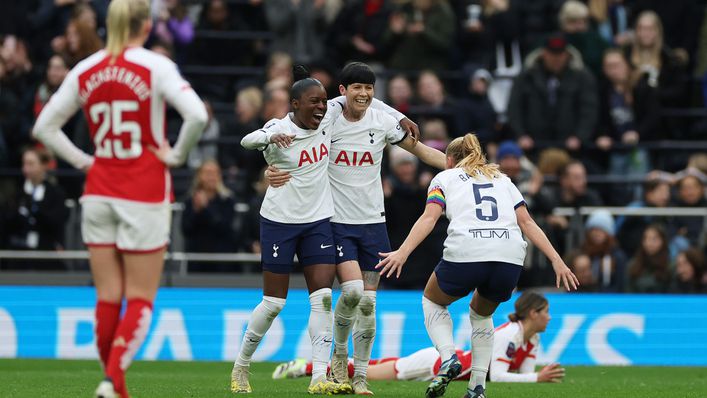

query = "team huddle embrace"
[232, 61, 578, 398]
[31, 0, 578, 397]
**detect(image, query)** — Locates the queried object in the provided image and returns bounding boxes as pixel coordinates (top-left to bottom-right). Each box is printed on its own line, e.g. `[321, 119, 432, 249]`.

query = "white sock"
[352, 290, 376, 378]
[422, 296, 455, 362]
[309, 288, 333, 382]
[469, 308, 494, 389]
[333, 280, 363, 356]
[235, 296, 286, 367]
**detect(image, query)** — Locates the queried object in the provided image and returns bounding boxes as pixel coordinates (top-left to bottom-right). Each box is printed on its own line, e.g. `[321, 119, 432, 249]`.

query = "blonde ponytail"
[106, 0, 150, 57]
[446, 133, 500, 179]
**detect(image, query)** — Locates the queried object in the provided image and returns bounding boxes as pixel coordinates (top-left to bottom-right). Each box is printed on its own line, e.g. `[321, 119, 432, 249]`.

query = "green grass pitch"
[1, 359, 706, 397]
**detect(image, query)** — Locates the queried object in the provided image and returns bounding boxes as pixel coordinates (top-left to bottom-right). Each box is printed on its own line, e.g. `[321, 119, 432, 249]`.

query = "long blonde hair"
[631, 11, 664, 71]
[191, 159, 232, 198]
[446, 133, 501, 179]
[106, 0, 150, 57]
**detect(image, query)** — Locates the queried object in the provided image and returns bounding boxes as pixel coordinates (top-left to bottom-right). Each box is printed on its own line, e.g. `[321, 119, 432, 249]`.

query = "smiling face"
[340, 82, 374, 115]
[292, 84, 327, 130]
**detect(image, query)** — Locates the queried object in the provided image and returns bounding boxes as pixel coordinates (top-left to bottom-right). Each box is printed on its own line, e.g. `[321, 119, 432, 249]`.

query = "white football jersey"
[427, 170, 527, 264]
[489, 321, 540, 382]
[328, 108, 406, 224]
[243, 101, 343, 223]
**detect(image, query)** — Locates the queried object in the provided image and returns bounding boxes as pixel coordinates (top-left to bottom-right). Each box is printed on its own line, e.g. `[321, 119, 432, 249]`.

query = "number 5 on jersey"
[473, 183, 498, 221]
[90, 100, 142, 159]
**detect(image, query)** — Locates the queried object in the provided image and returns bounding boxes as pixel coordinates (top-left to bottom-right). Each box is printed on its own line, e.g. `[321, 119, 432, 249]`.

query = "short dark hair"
[339, 62, 376, 88]
[290, 65, 323, 100]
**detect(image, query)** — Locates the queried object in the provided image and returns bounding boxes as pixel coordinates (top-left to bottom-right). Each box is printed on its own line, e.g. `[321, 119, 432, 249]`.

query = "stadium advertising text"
[0, 287, 705, 365]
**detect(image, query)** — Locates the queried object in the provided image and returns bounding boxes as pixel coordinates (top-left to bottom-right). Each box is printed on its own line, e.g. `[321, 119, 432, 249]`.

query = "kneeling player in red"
[273, 291, 564, 384]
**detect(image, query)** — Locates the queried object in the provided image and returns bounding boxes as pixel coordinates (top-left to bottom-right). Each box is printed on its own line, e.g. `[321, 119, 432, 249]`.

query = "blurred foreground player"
[32, 1, 208, 396]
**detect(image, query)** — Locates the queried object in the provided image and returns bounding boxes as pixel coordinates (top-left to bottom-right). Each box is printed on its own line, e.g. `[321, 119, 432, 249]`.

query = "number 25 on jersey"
[90, 100, 142, 159]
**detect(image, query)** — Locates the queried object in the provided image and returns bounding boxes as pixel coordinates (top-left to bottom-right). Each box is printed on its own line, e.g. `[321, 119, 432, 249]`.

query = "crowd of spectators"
[0, 0, 705, 293]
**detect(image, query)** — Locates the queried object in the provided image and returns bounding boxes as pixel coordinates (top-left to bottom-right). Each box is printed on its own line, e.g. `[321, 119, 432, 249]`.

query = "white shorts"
[395, 347, 439, 381]
[81, 199, 171, 252]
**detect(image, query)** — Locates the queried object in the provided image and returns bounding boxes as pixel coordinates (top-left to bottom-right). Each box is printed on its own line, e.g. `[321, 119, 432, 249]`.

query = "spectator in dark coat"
[181, 160, 236, 272]
[264, 0, 328, 64]
[624, 11, 689, 108]
[628, 224, 671, 293]
[460, 68, 500, 143]
[326, 0, 394, 65]
[508, 33, 598, 152]
[4, 148, 68, 269]
[595, 48, 660, 202]
[534, 160, 603, 252]
[616, 178, 672, 256]
[382, 0, 456, 71]
[559, 1, 610, 78]
[670, 172, 707, 248]
[669, 248, 706, 294]
[578, 209, 628, 292]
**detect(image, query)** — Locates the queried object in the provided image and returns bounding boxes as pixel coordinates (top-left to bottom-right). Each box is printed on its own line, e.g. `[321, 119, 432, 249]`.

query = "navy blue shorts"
[260, 216, 336, 274]
[434, 259, 522, 303]
[331, 222, 391, 271]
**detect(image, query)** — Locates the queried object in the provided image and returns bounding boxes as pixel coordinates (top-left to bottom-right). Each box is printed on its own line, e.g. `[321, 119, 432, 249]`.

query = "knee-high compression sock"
[422, 296, 455, 362]
[352, 290, 376, 378]
[105, 298, 153, 398]
[308, 288, 334, 382]
[469, 308, 494, 390]
[235, 296, 286, 368]
[333, 280, 363, 355]
[95, 300, 122, 371]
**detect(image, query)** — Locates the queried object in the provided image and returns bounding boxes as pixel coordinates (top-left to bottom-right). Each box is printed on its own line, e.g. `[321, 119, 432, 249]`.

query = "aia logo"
[298, 143, 329, 167]
[334, 151, 374, 166]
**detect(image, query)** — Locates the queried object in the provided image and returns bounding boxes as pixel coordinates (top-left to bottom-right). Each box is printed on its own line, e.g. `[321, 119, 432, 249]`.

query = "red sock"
[306, 362, 313, 376]
[95, 301, 122, 370]
[348, 362, 354, 379]
[106, 298, 153, 398]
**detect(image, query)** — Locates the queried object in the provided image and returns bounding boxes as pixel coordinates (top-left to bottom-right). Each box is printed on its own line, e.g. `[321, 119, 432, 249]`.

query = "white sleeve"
[241, 119, 282, 150]
[384, 114, 407, 144]
[505, 177, 526, 209]
[158, 60, 208, 166]
[32, 70, 94, 170]
[370, 97, 405, 121]
[330, 95, 406, 122]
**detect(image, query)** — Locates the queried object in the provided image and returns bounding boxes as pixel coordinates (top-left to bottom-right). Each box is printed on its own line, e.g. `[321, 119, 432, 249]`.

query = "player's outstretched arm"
[398, 136, 446, 169]
[376, 203, 443, 278]
[241, 121, 294, 150]
[515, 205, 579, 291]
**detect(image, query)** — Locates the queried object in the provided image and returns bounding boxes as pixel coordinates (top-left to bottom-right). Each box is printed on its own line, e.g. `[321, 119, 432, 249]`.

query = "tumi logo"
[334, 151, 374, 166]
[468, 228, 509, 239]
[298, 144, 329, 167]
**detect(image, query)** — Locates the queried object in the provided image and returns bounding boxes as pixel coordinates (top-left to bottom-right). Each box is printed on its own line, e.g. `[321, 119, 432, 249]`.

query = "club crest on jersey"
[368, 132, 375, 144]
[334, 151, 373, 166]
[298, 143, 329, 167]
[506, 342, 516, 358]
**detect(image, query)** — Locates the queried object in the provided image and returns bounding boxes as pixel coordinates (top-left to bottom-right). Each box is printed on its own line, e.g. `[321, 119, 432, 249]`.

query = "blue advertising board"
[1, 287, 705, 365]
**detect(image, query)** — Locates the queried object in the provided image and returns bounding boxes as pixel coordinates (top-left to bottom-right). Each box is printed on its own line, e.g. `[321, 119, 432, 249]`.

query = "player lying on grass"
[273, 291, 564, 384]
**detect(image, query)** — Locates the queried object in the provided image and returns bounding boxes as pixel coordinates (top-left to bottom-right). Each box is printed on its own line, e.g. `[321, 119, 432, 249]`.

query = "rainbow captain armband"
[426, 186, 446, 208]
